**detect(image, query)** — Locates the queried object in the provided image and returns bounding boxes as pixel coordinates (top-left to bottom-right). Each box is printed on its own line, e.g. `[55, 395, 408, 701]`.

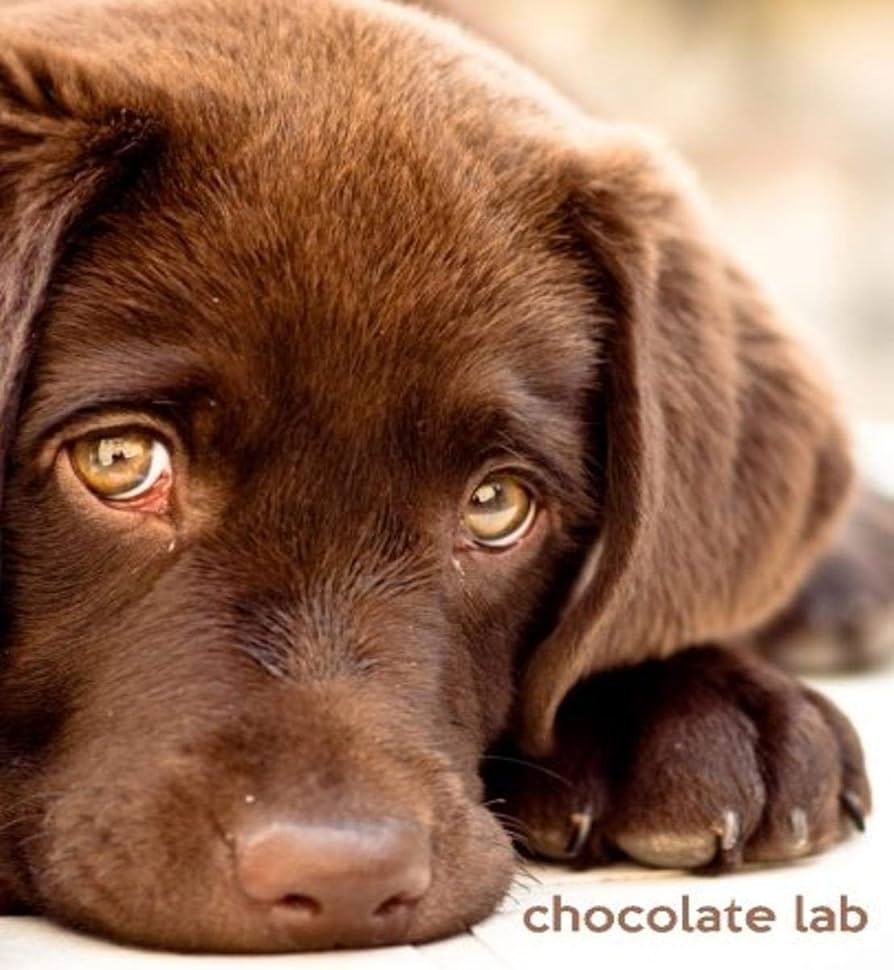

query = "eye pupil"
[96, 438, 145, 468]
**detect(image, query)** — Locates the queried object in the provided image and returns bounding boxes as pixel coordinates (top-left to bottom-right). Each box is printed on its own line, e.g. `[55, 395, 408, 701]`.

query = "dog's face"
[0, 0, 601, 949]
[0, 0, 854, 954]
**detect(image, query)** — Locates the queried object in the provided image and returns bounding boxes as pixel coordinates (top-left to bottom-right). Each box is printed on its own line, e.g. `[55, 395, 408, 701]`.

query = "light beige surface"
[1, 428, 892, 969]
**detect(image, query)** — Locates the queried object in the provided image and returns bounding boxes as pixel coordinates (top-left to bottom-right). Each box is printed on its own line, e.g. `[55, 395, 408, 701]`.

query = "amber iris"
[463, 473, 535, 547]
[70, 432, 168, 500]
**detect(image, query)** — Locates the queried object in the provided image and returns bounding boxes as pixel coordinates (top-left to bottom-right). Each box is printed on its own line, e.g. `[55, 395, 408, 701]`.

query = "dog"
[1, 0, 891, 954]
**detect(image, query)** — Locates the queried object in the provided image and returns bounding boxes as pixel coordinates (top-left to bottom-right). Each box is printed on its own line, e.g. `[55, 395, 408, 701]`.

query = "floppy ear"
[519, 129, 855, 756]
[0, 37, 159, 535]
[0, 36, 159, 906]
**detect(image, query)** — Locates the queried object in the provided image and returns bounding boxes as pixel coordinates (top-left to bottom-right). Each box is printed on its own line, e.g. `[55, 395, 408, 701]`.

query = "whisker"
[481, 753, 573, 788]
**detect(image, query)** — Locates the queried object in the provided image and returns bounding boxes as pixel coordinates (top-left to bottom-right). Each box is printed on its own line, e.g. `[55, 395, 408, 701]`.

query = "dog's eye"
[463, 473, 536, 547]
[70, 432, 171, 501]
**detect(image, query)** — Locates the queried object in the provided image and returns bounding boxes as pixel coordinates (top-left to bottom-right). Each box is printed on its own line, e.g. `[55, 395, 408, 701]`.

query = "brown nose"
[234, 818, 431, 945]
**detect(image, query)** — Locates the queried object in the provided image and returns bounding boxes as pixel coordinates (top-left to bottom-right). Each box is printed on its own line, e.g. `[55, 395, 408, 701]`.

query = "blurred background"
[437, 0, 894, 424]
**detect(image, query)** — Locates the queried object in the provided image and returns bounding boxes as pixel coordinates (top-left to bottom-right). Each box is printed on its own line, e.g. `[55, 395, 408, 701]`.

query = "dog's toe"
[613, 829, 719, 869]
[489, 646, 870, 873]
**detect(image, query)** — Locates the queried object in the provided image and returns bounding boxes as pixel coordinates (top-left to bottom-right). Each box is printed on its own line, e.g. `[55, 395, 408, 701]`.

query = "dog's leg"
[486, 646, 869, 869]
[742, 485, 894, 673]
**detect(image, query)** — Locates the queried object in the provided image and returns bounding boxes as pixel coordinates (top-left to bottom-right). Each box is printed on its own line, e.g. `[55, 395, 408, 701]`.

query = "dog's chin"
[16, 768, 514, 953]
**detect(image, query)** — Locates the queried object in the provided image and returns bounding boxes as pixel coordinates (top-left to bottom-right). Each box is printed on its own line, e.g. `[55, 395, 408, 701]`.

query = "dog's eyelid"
[469, 452, 573, 507]
[29, 405, 189, 461]
[21, 369, 218, 452]
[468, 456, 539, 491]
[70, 416, 178, 447]
[470, 420, 584, 500]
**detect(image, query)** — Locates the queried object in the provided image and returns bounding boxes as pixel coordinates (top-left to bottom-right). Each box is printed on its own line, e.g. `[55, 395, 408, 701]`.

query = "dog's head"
[0, 0, 853, 952]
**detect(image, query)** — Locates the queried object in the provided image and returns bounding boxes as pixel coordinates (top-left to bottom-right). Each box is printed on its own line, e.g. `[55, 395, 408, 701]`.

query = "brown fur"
[0, 0, 881, 953]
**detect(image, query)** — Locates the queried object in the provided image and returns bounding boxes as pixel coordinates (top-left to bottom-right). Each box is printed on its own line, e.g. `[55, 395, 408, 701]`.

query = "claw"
[790, 807, 809, 850]
[841, 790, 866, 832]
[720, 809, 741, 852]
[712, 809, 743, 868]
[565, 807, 594, 858]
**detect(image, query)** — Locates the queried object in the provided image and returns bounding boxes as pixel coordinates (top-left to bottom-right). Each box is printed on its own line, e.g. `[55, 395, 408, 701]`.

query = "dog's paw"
[486, 646, 870, 870]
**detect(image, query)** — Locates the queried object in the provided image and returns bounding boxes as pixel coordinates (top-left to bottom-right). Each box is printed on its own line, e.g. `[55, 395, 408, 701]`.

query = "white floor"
[2, 425, 892, 970]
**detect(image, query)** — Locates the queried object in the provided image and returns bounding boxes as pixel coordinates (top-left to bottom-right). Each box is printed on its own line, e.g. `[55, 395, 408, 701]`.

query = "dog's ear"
[519, 129, 855, 756]
[0, 37, 160, 527]
[0, 37, 159, 908]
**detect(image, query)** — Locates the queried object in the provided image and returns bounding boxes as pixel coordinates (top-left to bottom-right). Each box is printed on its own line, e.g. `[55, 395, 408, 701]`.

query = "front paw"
[487, 646, 870, 870]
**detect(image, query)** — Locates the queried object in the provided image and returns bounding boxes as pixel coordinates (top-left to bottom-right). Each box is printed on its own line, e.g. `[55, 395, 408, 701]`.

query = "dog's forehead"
[44, 163, 589, 420]
[29, 0, 595, 451]
[37, 185, 591, 460]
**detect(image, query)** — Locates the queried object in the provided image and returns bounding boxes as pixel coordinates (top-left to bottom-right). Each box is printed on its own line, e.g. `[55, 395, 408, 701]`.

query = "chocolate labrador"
[1, 0, 891, 954]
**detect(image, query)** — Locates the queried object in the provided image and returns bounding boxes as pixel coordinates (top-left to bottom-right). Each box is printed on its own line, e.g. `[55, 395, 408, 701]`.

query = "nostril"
[373, 893, 417, 920]
[277, 894, 322, 917]
[233, 817, 431, 938]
